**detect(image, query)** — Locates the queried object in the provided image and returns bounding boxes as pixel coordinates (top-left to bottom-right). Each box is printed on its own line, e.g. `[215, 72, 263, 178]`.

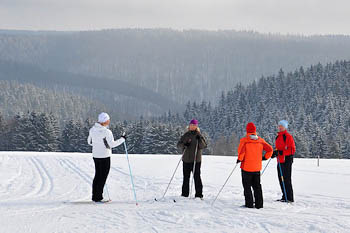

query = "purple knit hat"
[189, 119, 198, 125]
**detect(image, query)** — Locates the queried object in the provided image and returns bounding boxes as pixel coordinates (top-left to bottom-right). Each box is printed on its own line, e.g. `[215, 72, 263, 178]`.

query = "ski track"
[111, 165, 150, 191]
[57, 157, 94, 201]
[0, 152, 349, 233]
[30, 157, 54, 198]
[2, 157, 67, 217]
[0, 156, 24, 200]
[1, 157, 50, 201]
[58, 158, 92, 185]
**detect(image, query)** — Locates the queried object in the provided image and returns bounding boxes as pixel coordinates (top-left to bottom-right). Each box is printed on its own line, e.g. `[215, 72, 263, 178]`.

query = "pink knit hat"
[189, 119, 198, 125]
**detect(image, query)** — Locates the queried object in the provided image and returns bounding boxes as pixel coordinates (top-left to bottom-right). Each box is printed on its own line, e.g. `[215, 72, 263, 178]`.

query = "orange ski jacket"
[238, 133, 273, 172]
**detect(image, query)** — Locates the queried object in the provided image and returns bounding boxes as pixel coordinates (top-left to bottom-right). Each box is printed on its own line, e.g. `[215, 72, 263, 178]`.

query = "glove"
[196, 134, 201, 140]
[184, 139, 192, 147]
[121, 132, 127, 140]
[262, 156, 267, 161]
[272, 150, 278, 158]
[236, 159, 241, 164]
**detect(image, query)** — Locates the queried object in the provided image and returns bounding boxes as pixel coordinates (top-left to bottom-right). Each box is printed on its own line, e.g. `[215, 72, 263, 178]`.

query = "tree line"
[0, 112, 190, 154]
[0, 60, 349, 158]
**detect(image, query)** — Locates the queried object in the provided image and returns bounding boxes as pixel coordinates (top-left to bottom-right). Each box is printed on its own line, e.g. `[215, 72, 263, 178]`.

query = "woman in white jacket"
[87, 112, 126, 202]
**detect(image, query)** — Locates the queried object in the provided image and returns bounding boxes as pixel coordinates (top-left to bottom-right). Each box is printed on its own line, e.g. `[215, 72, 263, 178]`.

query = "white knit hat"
[278, 120, 288, 129]
[98, 112, 110, 123]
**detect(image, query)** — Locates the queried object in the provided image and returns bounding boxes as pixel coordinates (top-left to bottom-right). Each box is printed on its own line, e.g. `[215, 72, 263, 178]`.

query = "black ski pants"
[92, 157, 110, 201]
[241, 170, 263, 209]
[182, 162, 203, 198]
[277, 155, 294, 202]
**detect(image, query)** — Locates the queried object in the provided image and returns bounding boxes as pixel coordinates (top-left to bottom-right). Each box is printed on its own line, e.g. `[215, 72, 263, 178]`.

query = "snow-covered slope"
[0, 152, 349, 233]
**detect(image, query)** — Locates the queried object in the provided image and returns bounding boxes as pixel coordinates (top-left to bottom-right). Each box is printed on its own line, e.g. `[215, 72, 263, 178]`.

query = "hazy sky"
[1, 0, 349, 35]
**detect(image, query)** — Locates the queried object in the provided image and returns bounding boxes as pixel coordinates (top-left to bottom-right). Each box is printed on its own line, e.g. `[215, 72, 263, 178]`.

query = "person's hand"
[272, 150, 278, 158]
[121, 132, 127, 140]
[184, 138, 192, 147]
[236, 159, 241, 164]
[196, 134, 201, 140]
[262, 156, 267, 161]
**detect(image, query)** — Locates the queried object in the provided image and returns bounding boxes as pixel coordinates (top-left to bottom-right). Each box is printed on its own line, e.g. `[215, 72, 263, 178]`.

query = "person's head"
[189, 119, 198, 131]
[278, 120, 288, 132]
[98, 112, 110, 126]
[246, 122, 256, 134]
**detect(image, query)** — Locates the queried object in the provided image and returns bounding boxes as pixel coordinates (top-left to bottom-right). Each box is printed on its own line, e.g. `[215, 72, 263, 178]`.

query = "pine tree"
[60, 120, 76, 152]
[125, 121, 145, 154]
[74, 120, 89, 152]
[10, 113, 35, 151]
[47, 113, 60, 151]
[0, 112, 5, 150]
[328, 139, 341, 159]
[111, 122, 125, 154]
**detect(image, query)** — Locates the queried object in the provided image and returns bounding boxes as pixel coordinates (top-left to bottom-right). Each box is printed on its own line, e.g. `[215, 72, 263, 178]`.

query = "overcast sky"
[0, 0, 349, 35]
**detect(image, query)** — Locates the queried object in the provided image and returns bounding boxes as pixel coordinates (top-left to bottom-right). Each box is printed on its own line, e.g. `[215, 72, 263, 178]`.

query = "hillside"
[0, 152, 349, 233]
[0, 60, 182, 120]
[161, 61, 350, 158]
[1, 29, 350, 104]
[0, 80, 105, 121]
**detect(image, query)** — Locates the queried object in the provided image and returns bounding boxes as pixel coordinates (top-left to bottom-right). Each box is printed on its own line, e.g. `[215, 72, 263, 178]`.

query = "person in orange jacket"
[271, 120, 296, 202]
[237, 122, 273, 209]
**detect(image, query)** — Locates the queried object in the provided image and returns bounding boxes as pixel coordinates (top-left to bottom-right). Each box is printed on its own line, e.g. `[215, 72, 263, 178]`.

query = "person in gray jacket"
[177, 119, 207, 198]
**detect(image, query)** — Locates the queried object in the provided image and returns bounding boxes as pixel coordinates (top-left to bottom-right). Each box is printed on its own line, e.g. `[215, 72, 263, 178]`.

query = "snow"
[0, 152, 349, 233]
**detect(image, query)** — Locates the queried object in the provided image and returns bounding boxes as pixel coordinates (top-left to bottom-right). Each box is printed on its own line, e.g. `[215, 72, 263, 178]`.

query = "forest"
[1, 60, 349, 158]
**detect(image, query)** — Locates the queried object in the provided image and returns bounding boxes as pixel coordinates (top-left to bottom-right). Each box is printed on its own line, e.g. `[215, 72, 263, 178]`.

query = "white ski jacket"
[87, 123, 125, 158]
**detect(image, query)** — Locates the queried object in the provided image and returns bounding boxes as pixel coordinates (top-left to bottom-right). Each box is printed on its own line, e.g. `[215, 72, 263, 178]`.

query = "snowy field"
[0, 152, 349, 233]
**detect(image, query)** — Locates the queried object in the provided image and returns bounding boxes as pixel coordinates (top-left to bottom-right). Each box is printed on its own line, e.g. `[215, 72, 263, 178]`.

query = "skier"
[177, 119, 207, 199]
[87, 112, 126, 202]
[271, 120, 296, 202]
[237, 122, 273, 209]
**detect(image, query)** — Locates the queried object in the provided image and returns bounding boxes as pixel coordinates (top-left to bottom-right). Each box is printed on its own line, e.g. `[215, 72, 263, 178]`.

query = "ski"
[276, 199, 293, 204]
[171, 197, 203, 203]
[64, 200, 112, 205]
[154, 197, 177, 203]
[95, 200, 112, 204]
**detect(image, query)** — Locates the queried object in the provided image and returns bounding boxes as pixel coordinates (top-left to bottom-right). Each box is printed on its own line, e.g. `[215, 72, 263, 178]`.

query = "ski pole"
[124, 141, 138, 205]
[261, 158, 272, 176]
[155, 154, 183, 201]
[189, 140, 199, 198]
[211, 162, 239, 206]
[277, 156, 288, 202]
